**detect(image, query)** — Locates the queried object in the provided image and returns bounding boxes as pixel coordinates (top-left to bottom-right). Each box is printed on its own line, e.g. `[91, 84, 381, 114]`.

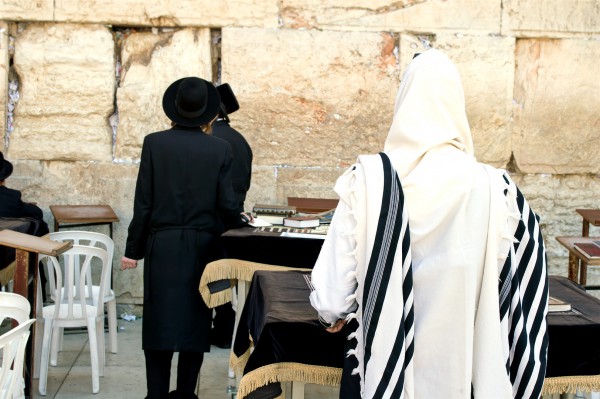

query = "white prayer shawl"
[310, 49, 548, 398]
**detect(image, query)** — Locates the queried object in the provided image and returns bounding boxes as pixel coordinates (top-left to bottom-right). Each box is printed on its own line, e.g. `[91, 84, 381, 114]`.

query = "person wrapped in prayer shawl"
[310, 48, 549, 399]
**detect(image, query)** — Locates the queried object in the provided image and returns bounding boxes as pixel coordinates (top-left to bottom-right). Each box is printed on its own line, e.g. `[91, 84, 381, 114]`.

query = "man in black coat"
[0, 151, 50, 269]
[0, 151, 47, 221]
[210, 84, 253, 349]
[121, 77, 252, 399]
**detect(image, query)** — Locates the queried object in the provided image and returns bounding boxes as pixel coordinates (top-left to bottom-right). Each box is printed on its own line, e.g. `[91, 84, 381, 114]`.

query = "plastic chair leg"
[50, 326, 61, 366]
[86, 318, 100, 394]
[97, 318, 105, 376]
[38, 320, 54, 395]
[107, 299, 118, 353]
[33, 318, 44, 379]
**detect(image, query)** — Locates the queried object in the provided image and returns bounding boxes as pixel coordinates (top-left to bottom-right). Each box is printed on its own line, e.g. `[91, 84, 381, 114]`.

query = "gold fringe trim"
[229, 341, 252, 374]
[236, 363, 342, 399]
[542, 375, 600, 395]
[199, 258, 310, 308]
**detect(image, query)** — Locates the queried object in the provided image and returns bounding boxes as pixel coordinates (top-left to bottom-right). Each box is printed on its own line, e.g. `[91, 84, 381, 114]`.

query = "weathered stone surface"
[503, 0, 600, 36]
[399, 34, 516, 167]
[513, 39, 600, 174]
[0, 21, 8, 144]
[0, 1, 54, 22]
[53, 0, 279, 27]
[11, 23, 115, 161]
[222, 27, 400, 168]
[7, 159, 141, 298]
[511, 173, 600, 288]
[115, 28, 213, 161]
[279, 0, 501, 33]
[243, 165, 343, 211]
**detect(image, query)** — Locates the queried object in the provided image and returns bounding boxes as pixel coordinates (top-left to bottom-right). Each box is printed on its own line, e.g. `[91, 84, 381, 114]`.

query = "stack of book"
[252, 204, 297, 225]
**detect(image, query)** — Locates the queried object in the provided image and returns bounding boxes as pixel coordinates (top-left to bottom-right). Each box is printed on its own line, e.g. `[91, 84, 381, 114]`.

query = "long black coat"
[124, 125, 241, 352]
[212, 120, 253, 213]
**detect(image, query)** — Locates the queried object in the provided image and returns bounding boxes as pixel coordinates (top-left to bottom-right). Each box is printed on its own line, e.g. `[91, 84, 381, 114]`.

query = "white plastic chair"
[35, 245, 110, 395]
[0, 292, 31, 325]
[0, 319, 36, 399]
[0, 292, 35, 399]
[48, 231, 117, 354]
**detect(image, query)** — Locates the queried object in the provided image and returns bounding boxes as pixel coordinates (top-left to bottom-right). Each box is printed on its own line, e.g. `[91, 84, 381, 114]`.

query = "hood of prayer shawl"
[384, 48, 473, 179]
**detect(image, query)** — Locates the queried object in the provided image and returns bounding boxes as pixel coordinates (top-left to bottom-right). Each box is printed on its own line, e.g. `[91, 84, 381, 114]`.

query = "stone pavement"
[30, 319, 340, 398]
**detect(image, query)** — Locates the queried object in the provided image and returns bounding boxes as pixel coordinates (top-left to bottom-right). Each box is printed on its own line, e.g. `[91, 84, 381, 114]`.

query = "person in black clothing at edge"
[0, 150, 50, 272]
[121, 77, 253, 399]
[210, 83, 254, 350]
[0, 151, 49, 225]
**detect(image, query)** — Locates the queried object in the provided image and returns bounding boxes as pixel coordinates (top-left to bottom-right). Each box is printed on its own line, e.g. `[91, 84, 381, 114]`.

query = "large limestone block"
[115, 28, 213, 161]
[221, 27, 400, 167]
[399, 34, 516, 167]
[503, 0, 600, 37]
[275, 167, 342, 202]
[54, 0, 279, 28]
[0, 0, 54, 21]
[0, 21, 7, 143]
[279, 0, 501, 33]
[11, 23, 115, 161]
[513, 39, 600, 174]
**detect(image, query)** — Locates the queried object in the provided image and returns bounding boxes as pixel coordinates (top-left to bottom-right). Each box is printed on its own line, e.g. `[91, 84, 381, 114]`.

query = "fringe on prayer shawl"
[229, 335, 253, 374]
[541, 375, 600, 395]
[236, 362, 343, 399]
[199, 258, 311, 308]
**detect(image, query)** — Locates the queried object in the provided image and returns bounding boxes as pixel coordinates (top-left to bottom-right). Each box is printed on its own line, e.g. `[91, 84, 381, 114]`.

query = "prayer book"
[573, 242, 600, 259]
[252, 204, 296, 216]
[548, 296, 572, 312]
[283, 216, 320, 228]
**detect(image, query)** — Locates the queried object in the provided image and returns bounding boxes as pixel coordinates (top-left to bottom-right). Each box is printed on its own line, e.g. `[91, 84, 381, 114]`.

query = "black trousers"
[144, 350, 204, 399]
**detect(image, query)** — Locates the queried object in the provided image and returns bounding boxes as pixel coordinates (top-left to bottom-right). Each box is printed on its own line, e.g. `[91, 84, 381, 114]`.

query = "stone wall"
[1, 0, 599, 307]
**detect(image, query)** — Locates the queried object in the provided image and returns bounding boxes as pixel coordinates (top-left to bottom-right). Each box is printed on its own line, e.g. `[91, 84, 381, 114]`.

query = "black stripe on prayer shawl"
[496, 175, 548, 399]
[360, 153, 414, 399]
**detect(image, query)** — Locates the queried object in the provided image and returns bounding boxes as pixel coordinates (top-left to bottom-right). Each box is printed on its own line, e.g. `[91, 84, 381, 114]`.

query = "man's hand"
[326, 319, 346, 333]
[121, 256, 138, 270]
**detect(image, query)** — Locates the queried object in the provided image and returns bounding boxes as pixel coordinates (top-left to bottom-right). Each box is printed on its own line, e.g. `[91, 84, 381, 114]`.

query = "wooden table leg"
[582, 220, 590, 237]
[568, 253, 579, 284]
[580, 261, 588, 286]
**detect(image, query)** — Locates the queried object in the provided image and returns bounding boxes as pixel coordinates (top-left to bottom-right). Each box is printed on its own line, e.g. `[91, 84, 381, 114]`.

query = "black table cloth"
[219, 227, 325, 268]
[232, 272, 600, 398]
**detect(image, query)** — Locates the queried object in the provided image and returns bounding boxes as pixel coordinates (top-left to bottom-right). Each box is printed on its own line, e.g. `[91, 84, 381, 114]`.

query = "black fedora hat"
[216, 83, 240, 115]
[0, 151, 13, 181]
[162, 77, 221, 127]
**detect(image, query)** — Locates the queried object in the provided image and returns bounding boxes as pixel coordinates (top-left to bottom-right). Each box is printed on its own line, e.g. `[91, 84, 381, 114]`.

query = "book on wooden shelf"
[252, 204, 296, 216]
[573, 242, 600, 258]
[283, 216, 320, 228]
[548, 296, 572, 312]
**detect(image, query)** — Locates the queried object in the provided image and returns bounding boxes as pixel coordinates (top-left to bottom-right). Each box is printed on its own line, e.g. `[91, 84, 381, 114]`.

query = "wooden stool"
[576, 209, 600, 237]
[50, 205, 119, 238]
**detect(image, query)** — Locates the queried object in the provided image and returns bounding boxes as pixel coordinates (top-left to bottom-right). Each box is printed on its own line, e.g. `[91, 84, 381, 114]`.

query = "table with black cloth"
[199, 226, 325, 309]
[231, 271, 600, 398]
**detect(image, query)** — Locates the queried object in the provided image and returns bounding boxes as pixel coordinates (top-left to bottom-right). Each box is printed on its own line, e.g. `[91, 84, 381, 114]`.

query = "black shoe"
[210, 328, 232, 349]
